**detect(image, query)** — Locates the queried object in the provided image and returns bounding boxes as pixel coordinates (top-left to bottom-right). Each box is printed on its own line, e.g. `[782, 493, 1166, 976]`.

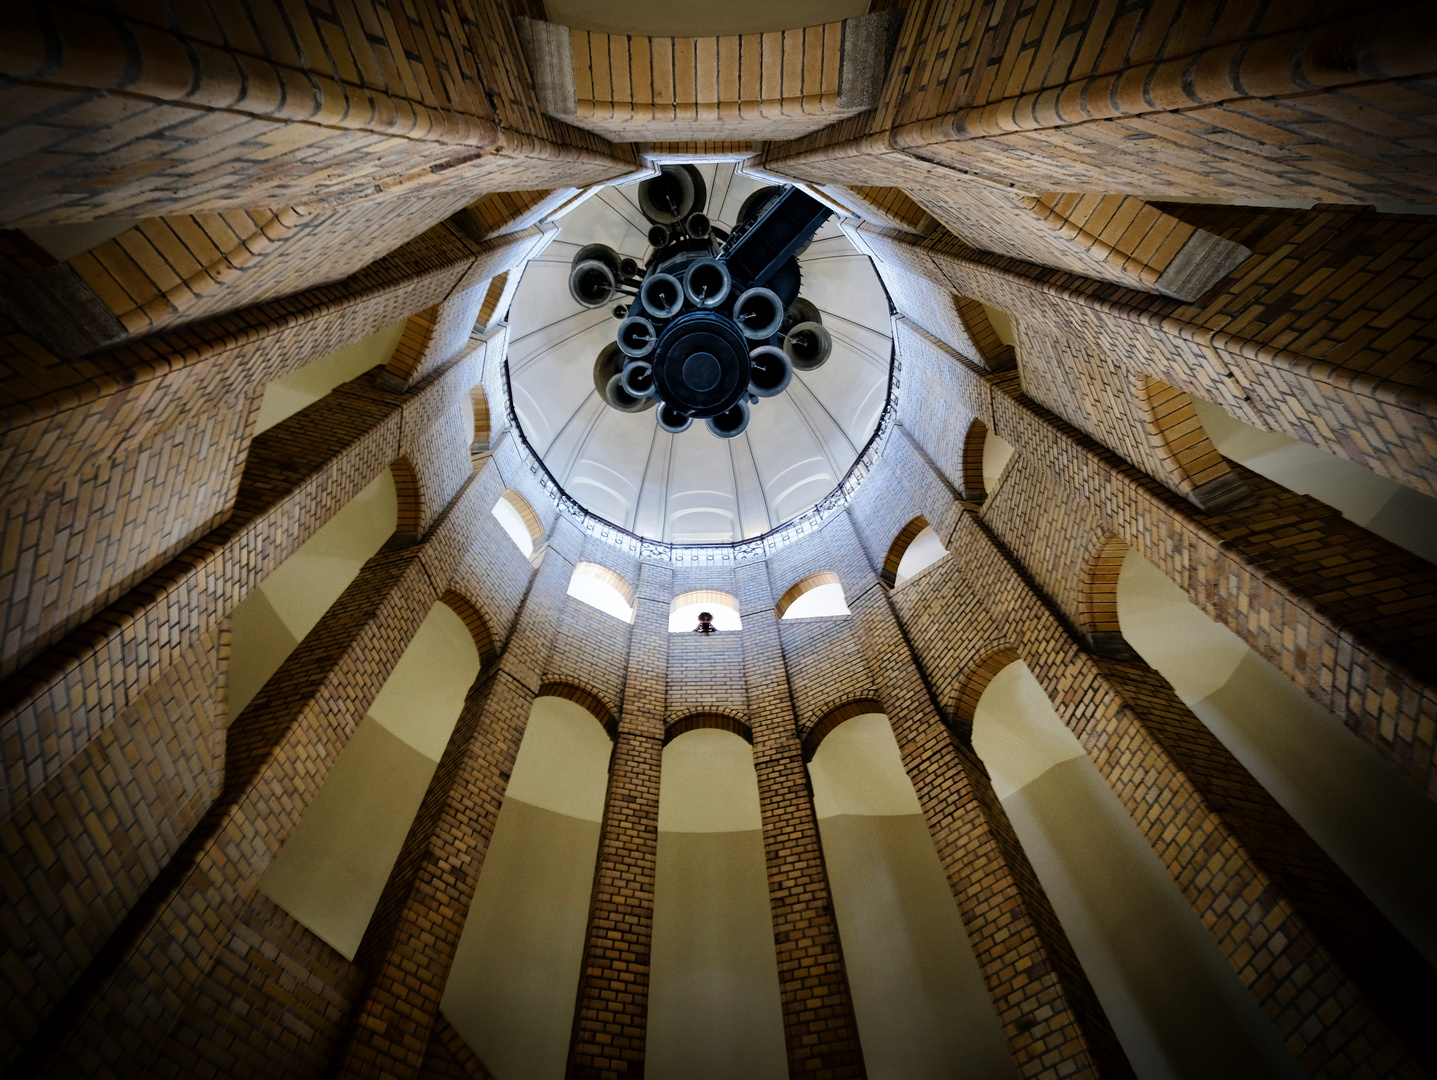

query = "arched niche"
[492, 489, 543, 559]
[804, 708, 1014, 1078]
[961, 418, 1016, 504]
[882, 515, 948, 588]
[1115, 545, 1437, 968]
[468, 382, 491, 453]
[775, 571, 850, 620]
[669, 589, 742, 632]
[226, 467, 398, 721]
[966, 656, 1304, 1078]
[390, 455, 425, 542]
[1189, 397, 1437, 564]
[442, 693, 614, 1078]
[1132, 375, 1248, 511]
[647, 725, 786, 1079]
[259, 600, 482, 960]
[252, 316, 409, 436]
[568, 561, 635, 622]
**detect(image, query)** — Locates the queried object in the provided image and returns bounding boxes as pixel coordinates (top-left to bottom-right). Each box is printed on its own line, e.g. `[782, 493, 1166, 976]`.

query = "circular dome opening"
[506, 164, 893, 545]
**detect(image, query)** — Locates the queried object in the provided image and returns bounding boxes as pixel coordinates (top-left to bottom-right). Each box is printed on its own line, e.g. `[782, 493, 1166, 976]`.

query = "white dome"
[506, 164, 893, 544]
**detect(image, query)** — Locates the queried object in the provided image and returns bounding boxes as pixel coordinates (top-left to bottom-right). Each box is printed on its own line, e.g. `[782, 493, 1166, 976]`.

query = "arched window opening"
[806, 710, 1013, 1076]
[442, 694, 613, 1078]
[648, 726, 787, 1075]
[260, 601, 481, 960]
[383, 305, 439, 384]
[669, 589, 741, 632]
[1116, 547, 1437, 966]
[568, 562, 635, 623]
[966, 656, 1303, 1076]
[776, 571, 850, 620]
[882, 516, 948, 588]
[493, 489, 542, 559]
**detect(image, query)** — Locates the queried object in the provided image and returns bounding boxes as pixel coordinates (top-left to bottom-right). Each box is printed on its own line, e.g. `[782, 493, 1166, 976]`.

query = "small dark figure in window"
[693, 611, 718, 634]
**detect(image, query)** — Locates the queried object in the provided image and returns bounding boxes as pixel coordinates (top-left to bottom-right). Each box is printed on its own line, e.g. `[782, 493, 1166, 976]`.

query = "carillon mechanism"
[573, 167, 835, 439]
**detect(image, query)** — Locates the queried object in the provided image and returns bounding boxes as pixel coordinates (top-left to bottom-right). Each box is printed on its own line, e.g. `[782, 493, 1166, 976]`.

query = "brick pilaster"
[738, 561, 866, 1078]
[12, 468, 490, 1077]
[331, 522, 583, 1079]
[566, 562, 671, 1078]
[839, 518, 1134, 1080]
[950, 511, 1433, 1078]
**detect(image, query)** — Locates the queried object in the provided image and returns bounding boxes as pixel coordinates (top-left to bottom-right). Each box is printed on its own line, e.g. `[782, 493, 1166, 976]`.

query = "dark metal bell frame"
[576, 168, 835, 440]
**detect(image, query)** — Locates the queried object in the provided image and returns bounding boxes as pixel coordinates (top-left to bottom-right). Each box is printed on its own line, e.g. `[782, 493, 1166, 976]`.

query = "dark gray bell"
[638, 165, 699, 224]
[657, 402, 693, 434]
[783, 321, 831, 371]
[618, 315, 657, 357]
[733, 287, 784, 339]
[683, 259, 731, 309]
[705, 399, 750, 439]
[640, 273, 684, 319]
[605, 372, 653, 412]
[748, 346, 793, 397]
[569, 259, 616, 308]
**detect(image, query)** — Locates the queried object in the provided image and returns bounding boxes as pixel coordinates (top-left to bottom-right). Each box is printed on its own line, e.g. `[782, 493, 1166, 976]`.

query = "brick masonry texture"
[741, 560, 867, 1077]
[3, 4, 1437, 1078]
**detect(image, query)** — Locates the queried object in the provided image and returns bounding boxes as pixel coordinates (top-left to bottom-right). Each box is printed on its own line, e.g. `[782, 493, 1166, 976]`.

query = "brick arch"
[670, 589, 739, 615]
[498, 489, 544, 543]
[469, 382, 491, 452]
[438, 589, 499, 668]
[571, 561, 634, 605]
[1133, 375, 1249, 511]
[960, 419, 989, 503]
[774, 571, 841, 619]
[952, 296, 1017, 372]
[1077, 534, 1134, 659]
[949, 648, 1023, 742]
[664, 710, 753, 746]
[801, 697, 885, 760]
[390, 457, 424, 543]
[537, 679, 618, 739]
[880, 515, 931, 588]
[384, 305, 439, 382]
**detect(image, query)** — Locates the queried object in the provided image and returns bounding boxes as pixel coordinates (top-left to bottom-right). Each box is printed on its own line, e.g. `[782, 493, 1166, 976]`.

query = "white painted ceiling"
[507, 164, 892, 543]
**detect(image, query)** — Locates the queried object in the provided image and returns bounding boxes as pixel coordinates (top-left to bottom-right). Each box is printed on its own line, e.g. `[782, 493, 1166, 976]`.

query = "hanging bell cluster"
[573, 167, 835, 440]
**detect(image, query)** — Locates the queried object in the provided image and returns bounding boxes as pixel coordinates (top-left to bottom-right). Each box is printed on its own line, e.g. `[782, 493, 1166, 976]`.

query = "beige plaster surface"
[226, 468, 397, 719]
[260, 717, 437, 959]
[1193, 397, 1437, 564]
[443, 695, 613, 1076]
[253, 317, 408, 435]
[973, 661, 1304, 1079]
[811, 714, 1014, 1079]
[1118, 550, 1437, 966]
[647, 729, 787, 1076]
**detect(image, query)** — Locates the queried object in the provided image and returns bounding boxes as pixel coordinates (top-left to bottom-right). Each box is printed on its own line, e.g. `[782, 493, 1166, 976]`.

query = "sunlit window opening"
[983, 431, 1017, 495]
[492, 492, 537, 558]
[669, 590, 742, 633]
[777, 572, 850, 620]
[568, 562, 635, 623]
[893, 526, 947, 586]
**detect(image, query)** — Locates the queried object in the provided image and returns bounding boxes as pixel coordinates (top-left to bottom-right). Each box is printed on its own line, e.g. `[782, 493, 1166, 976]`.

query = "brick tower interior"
[3, 2, 1437, 1078]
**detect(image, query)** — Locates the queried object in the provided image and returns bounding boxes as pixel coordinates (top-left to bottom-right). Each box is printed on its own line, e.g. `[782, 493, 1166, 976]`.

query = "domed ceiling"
[505, 163, 893, 545]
